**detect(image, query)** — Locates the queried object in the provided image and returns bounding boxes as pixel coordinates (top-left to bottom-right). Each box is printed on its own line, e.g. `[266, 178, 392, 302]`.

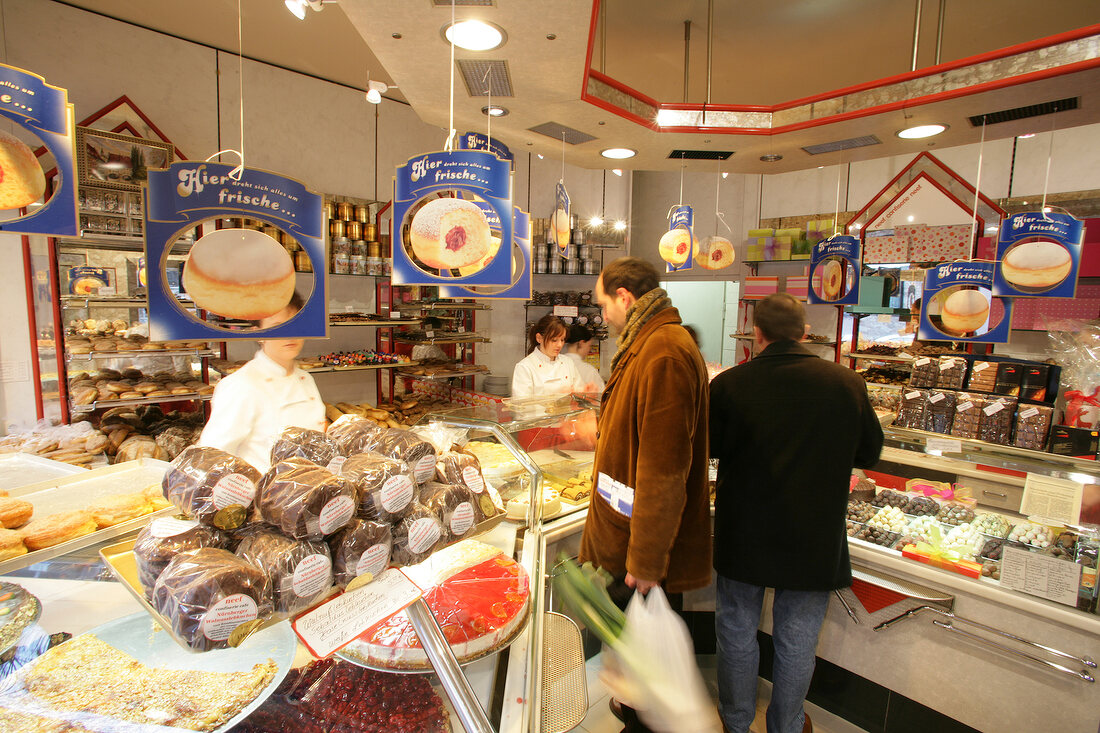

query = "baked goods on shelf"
[324, 395, 451, 428]
[151, 547, 273, 651]
[419, 482, 478, 543]
[0, 497, 33, 529]
[256, 459, 356, 541]
[235, 527, 334, 614]
[371, 429, 438, 485]
[133, 518, 230, 598]
[18, 633, 277, 730]
[389, 504, 445, 566]
[20, 511, 97, 551]
[342, 539, 530, 670]
[326, 414, 385, 455]
[329, 518, 393, 586]
[269, 427, 338, 468]
[0, 528, 27, 561]
[506, 487, 562, 520]
[163, 446, 262, 528]
[340, 452, 418, 523]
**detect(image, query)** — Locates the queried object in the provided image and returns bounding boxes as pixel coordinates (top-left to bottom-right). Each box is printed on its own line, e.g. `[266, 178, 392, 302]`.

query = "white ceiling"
[56, 0, 1100, 175]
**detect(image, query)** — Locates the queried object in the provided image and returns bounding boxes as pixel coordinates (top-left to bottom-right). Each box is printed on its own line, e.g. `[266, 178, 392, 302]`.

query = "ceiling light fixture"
[537, 154, 544, 160]
[365, 79, 394, 104]
[589, 216, 604, 227]
[897, 123, 947, 139]
[600, 148, 636, 160]
[721, 172, 728, 179]
[285, 0, 334, 20]
[611, 168, 623, 176]
[443, 19, 506, 51]
[759, 154, 783, 162]
[1018, 133, 1036, 139]
[613, 220, 627, 231]
[482, 105, 508, 117]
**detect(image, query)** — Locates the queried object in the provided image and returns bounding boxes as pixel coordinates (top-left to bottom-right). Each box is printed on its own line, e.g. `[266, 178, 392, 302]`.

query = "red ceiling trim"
[79, 95, 188, 160]
[581, 0, 602, 102]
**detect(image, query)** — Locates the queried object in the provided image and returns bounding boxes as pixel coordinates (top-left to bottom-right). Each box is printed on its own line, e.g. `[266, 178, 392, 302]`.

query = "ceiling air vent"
[667, 149, 733, 160]
[802, 135, 882, 155]
[528, 122, 597, 145]
[433, 1, 494, 6]
[969, 97, 1078, 126]
[456, 60, 512, 97]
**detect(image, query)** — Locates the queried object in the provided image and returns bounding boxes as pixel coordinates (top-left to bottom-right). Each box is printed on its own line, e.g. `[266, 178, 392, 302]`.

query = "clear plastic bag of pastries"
[162, 446, 262, 530]
[256, 458, 357, 541]
[435, 450, 498, 522]
[151, 547, 273, 651]
[340, 452, 419, 523]
[328, 518, 393, 586]
[419, 482, 477, 543]
[326, 414, 385, 456]
[389, 503, 445, 567]
[270, 426, 338, 468]
[133, 517, 230, 599]
[234, 527, 334, 615]
[371, 429, 438, 485]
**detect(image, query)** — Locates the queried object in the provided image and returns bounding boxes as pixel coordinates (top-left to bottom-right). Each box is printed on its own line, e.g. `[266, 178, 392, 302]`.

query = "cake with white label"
[506, 488, 561, 520]
[341, 539, 530, 669]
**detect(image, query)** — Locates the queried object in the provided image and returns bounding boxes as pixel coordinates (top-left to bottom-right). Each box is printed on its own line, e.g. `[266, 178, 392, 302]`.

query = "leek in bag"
[552, 557, 721, 733]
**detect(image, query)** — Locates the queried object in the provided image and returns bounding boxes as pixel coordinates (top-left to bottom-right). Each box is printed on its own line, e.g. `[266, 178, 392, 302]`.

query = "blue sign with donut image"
[992, 211, 1083, 299]
[661, 205, 694, 273]
[439, 207, 531, 300]
[809, 235, 861, 305]
[392, 149, 514, 286]
[919, 261, 1012, 344]
[144, 161, 326, 341]
[0, 63, 78, 236]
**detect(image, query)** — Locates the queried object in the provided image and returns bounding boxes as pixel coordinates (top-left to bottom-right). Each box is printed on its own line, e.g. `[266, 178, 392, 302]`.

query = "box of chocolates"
[936, 356, 968, 390]
[897, 389, 927, 429]
[1048, 426, 1099, 459]
[922, 390, 957, 434]
[909, 357, 938, 388]
[967, 361, 998, 392]
[979, 396, 1017, 445]
[994, 363, 1023, 396]
[1014, 405, 1053, 451]
[1021, 365, 1051, 402]
[951, 394, 986, 439]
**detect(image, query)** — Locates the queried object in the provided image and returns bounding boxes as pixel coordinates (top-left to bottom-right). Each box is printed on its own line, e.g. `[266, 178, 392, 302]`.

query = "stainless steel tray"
[0, 458, 171, 576]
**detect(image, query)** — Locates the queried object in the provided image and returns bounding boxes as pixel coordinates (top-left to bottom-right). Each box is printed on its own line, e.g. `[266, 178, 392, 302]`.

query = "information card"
[1021, 473, 1083, 526]
[1000, 546, 1082, 607]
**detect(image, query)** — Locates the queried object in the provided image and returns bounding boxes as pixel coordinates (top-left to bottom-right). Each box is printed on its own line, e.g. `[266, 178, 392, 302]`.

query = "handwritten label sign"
[553, 305, 578, 318]
[1001, 546, 1082, 607]
[926, 438, 962, 455]
[291, 568, 421, 658]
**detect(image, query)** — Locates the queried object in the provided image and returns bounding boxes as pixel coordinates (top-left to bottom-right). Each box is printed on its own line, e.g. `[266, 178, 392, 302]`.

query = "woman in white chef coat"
[562, 324, 605, 393]
[511, 315, 584, 398]
[199, 292, 326, 472]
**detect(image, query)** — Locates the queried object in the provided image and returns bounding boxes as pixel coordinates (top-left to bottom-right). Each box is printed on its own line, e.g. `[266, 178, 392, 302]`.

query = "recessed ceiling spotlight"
[392, 32, 402, 39]
[589, 216, 604, 227]
[443, 19, 506, 51]
[759, 154, 783, 162]
[546, 33, 557, 40]
[482, 105, 508, 117]
[601, 148, 636, 160]
[897, 124, 947, 139]
[1018, 133, 1036, 139]
[613, 220, 627, 231]
[721, 172, 728, 179]
[611, 168, 622, 176]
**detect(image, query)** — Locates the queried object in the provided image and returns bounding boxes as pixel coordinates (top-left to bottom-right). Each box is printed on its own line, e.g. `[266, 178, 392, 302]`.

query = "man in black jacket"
[710, 293, 883, 733]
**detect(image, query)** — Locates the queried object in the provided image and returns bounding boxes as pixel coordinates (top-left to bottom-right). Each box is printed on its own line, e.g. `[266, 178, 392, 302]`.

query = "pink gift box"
[784, 275, 809, 300]
[909, 224, 973, 262]
[743, 276, 779, 299]
[864, 234, 910, 263]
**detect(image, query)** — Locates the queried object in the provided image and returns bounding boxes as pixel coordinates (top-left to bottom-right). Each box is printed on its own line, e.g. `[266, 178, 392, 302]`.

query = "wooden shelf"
[848, 352, 914, 363]
[304, 361, 417, 374]
[71, 392, 212, 414]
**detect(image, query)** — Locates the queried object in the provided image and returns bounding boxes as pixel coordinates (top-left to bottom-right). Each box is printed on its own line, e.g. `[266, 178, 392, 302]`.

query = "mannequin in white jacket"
[511, 315, 585, 399]
[199, 292, 326, 473]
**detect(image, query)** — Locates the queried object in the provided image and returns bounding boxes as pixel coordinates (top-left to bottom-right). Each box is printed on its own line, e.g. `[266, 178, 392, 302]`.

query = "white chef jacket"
[564, 352, 605, 393]
[199, 349, 326, 473]
[511, 348, 583, 399]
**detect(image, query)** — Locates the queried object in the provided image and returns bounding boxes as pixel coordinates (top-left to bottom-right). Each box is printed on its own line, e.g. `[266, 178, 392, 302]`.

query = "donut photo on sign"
[929, 285, 1001, 338]
[694, 235, 735, 270]
[658, 226, 691, 266]
[0, 128, 46, 211]
[811, 256, 854, 302]
[172, 220, 309, 330]
[1000, 237, 1073, 293]
[403, 192, 502, 276]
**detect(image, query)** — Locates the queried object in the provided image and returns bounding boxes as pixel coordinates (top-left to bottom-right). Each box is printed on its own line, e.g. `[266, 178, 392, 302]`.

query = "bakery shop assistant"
[198, 292, 325, 472]
[511, 315, 585, 399]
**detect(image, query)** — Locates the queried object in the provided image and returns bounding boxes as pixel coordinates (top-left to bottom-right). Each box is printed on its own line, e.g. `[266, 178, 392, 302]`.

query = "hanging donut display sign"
[919, 261, 1011, 344]
[993, 211, 1083, 299]
[440, 207, 532, 300]
[809, 235, 860, 305]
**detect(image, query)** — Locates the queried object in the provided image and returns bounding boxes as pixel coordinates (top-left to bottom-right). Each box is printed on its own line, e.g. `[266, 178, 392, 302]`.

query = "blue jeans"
[715, 575, 830, 733]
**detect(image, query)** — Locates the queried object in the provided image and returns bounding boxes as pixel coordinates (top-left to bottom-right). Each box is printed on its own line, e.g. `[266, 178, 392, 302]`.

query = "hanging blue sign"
[392, 149, 513, 286]
[992, 211, 1083, 298]
[440, 207, 532, 300]
[919, 261, 1012, 343]
[145, 161, 326, 341]
[0, 63, 78, 236]
[458, 131, 513, 163]
[661, 205, 694, 273]
[809, 235, 861, 305]
[550, 181, 571, 253]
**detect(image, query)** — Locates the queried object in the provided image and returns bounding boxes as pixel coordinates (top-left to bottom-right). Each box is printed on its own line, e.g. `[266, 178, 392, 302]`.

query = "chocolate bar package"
[1014, 405, 1053, 451]
[896, 389, 927, 429]
[967, 361, 998, 393]
[1020, 365, 1051, 402]
[994, 363, 1023, 397]
[935, 356, 967, 390]
[922, 390, 957, 434]
[1048, 426, 1100, 459]
[950, 393, 985, 440]
[978, 396, 1017, 445]
[908, 357, 938, 389]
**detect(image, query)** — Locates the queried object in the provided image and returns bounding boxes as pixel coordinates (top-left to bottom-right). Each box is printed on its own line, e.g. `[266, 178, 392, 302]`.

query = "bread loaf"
[340, 452, 418, 523]
[270, 427, 338, 467]
[162, 446, 261, 528]
[389, 503, 444, 567]
[328, 518, 392, 586]
[235, 527, 333, 614]
[151, 547, 272, 651]
[133, 518, 229, 598]
[419, 482, 477, 543]
[372, 429, 437, 485]
[326, 414, 384, 456]
[256, 458, 356, 541]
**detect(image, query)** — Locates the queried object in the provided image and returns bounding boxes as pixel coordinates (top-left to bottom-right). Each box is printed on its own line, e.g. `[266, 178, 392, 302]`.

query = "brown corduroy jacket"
[578, 307, 712, 593]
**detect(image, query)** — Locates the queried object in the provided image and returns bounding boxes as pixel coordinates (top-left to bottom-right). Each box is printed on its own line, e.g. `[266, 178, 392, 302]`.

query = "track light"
[611, 169, 622, 176]
[286, 0, 334, 20]
[365, 79, 393, 104]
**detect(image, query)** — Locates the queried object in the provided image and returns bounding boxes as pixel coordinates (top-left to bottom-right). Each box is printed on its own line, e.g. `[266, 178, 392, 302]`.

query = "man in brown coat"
[579, 256, 712, 597]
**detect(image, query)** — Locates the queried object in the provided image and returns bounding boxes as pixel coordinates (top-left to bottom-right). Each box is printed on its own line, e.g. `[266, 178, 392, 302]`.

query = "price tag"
[926, 437, 961, 454]
[974, 362, 990, 372]
[392, 311, 401, 319]
[292, 568, 422, 659]
[915, 358, 931, 366]
[458, 325, 466, 333]
[553, 305, 579, 318]
[929, 392, 945, 403]
[1001, 546, 1082, 607]
[425, 330, 435, 339]
[983, 402, 1004, 416]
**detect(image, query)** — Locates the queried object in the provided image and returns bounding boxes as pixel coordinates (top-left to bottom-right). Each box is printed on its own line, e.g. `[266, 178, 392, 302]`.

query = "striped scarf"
[610, 287, 672, 373]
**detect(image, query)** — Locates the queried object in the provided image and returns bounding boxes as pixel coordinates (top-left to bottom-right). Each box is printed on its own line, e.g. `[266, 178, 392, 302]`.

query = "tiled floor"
[567, 654, 868, 733]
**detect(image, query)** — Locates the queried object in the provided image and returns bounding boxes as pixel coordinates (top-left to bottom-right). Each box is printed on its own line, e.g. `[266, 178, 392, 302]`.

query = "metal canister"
[382, 258, 392, 276]
[332, 252, 351, 274]
[583, 258, 599, 275]
[571, 227, 587, 245]
[355, 204, 370, 223]
[295, 250, 313, 272]
[262, 225, 279, 240]
[578, 244, 593, 260]
[352, 240, 369, 257]
[367, 256, 383, 276]
[548, 257, 563, 274]
[366, 223, 377, 241]
[565, 258, 581, 275]
[323, 200, 334, 220]
[329, 219, 345, 239]
[368, 241, 382, 258]
[332, 236, 351, 255]
[534, 258, 548, 274]
[534, 243, 549, 260]
[337, 201, 353, 221]
[350, 254, 367, 276]
[347, 221, 362, 241]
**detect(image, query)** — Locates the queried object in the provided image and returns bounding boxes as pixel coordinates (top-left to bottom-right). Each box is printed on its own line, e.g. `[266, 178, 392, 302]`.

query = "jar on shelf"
[352, 240, 369, 258]
[329, 219, 346, 239]
[295, 251, 313, 272]
[583, 258, 599, 275]
[337, 201, 353, 221]
[368, 241, 382, 258]
[350, 254, 367, 276]
[366, 223, 378, 241]
[565, 259, 581, 275]
[367, 257, 383, 276]
[548, 258, 563, 274]
[323, 200, 334, 220]
[332, 237, 352, 255]
[347, 221, 362, 241]
[332, 252, 351, 274]
[355, 204, 370, 223]
[578, 244, 593, 260]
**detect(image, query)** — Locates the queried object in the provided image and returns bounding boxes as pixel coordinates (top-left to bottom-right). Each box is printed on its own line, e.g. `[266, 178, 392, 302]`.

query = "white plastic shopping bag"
[599, 588, 722, 733]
